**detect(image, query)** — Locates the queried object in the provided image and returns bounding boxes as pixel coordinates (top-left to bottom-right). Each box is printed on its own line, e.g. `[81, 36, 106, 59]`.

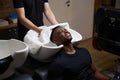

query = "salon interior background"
[0, 0, 120, 40]
[44, 0, 120, 40]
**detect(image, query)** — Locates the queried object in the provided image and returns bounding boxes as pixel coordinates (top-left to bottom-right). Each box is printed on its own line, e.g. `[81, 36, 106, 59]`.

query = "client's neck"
[63, 43, 76, 54]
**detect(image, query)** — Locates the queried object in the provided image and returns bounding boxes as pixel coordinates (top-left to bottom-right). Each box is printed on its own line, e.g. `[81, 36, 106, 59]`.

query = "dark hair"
[50, 26, 61, 42]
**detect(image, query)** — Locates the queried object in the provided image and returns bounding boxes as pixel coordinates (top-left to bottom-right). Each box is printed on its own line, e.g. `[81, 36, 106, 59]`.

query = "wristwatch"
[38, 33, 40, 37]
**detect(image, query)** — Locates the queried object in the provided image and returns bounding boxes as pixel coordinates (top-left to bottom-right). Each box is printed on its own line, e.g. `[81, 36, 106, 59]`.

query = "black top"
[12, 0, 48, 40]
[48, 47, 96, 80]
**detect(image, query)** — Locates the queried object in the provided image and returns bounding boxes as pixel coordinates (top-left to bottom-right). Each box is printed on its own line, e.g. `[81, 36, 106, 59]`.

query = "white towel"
[38, 27, 51, 44]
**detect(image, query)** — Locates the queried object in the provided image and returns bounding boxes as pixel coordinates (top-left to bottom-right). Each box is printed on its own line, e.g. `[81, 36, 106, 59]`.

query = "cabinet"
[0, 23, 18, 39]
[0, 0, 18, 39]
[93, 0, 116, 44]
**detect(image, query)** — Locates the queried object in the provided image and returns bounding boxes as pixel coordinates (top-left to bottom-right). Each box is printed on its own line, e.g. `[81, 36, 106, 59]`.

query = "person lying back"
[47, 26, 112, 80]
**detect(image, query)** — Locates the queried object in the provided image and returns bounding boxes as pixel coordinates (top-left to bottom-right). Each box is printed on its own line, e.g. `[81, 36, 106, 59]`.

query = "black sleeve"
[77, 47, 93, 64]
[47, 62, 64, 80]
[44, 0, 48, 2]
[83, 48, 92, 64]
[12, 0, 24, 8]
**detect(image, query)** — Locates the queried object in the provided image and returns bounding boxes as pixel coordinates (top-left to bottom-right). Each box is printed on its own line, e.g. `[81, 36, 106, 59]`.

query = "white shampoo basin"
[24, 23, 82, 62]
[0, 39, 29, 80]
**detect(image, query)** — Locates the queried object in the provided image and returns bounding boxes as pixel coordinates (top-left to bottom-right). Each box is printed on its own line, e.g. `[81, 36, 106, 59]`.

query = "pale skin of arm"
[15, 2, 58, 33]
[44, 3, 58, 25]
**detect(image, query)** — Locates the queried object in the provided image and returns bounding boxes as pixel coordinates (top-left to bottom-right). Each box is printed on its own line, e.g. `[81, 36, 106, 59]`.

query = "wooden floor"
[77, 38, 120, 71]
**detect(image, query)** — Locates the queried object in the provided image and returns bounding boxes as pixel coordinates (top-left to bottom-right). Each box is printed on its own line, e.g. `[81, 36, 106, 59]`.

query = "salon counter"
[0, 23, 17, 30]
[0, 23, 18, 39]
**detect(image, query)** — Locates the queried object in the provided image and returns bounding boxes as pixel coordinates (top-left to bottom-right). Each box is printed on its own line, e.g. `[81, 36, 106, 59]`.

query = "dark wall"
[0, 0, 15, 19]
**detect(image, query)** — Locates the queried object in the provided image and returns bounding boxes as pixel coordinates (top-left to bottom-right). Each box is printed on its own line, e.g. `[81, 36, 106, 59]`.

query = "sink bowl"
[24, 23, 82, 62]
[0, 39, 29, 80]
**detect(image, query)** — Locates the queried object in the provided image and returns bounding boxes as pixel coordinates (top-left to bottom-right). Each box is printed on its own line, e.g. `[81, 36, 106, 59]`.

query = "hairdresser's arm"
[15, 8, 42, 33]
[44, 3, 58, 25]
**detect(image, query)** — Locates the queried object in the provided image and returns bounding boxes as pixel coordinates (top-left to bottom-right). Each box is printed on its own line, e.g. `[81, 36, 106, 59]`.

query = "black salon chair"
[93, 7, 120, 55]
[93, 7, 120, 80]
[16, 55, 49, 80]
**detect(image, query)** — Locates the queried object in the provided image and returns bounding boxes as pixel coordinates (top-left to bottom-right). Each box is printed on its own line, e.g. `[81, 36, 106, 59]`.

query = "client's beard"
[62, 38, 72, 46]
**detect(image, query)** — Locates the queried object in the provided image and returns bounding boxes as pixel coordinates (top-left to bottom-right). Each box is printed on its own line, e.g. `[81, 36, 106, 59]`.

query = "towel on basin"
[38, 27, 51, 44]
[24, 22, 82, 61]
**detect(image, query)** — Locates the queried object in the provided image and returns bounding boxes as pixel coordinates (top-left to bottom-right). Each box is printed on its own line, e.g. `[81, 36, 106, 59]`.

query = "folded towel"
[38, 27, 51, 44]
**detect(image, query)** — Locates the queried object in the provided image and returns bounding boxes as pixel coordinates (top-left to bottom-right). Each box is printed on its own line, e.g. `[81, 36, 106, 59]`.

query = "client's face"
[52, 27, 72, 45]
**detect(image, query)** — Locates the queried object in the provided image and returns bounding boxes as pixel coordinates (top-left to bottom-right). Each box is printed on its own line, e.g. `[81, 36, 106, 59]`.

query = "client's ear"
[53, 39, 57, 44]
[53, 38, 61, 46]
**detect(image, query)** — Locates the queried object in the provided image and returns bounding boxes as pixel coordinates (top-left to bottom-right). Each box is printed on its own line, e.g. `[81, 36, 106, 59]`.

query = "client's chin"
[63, 38, 72, 46]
